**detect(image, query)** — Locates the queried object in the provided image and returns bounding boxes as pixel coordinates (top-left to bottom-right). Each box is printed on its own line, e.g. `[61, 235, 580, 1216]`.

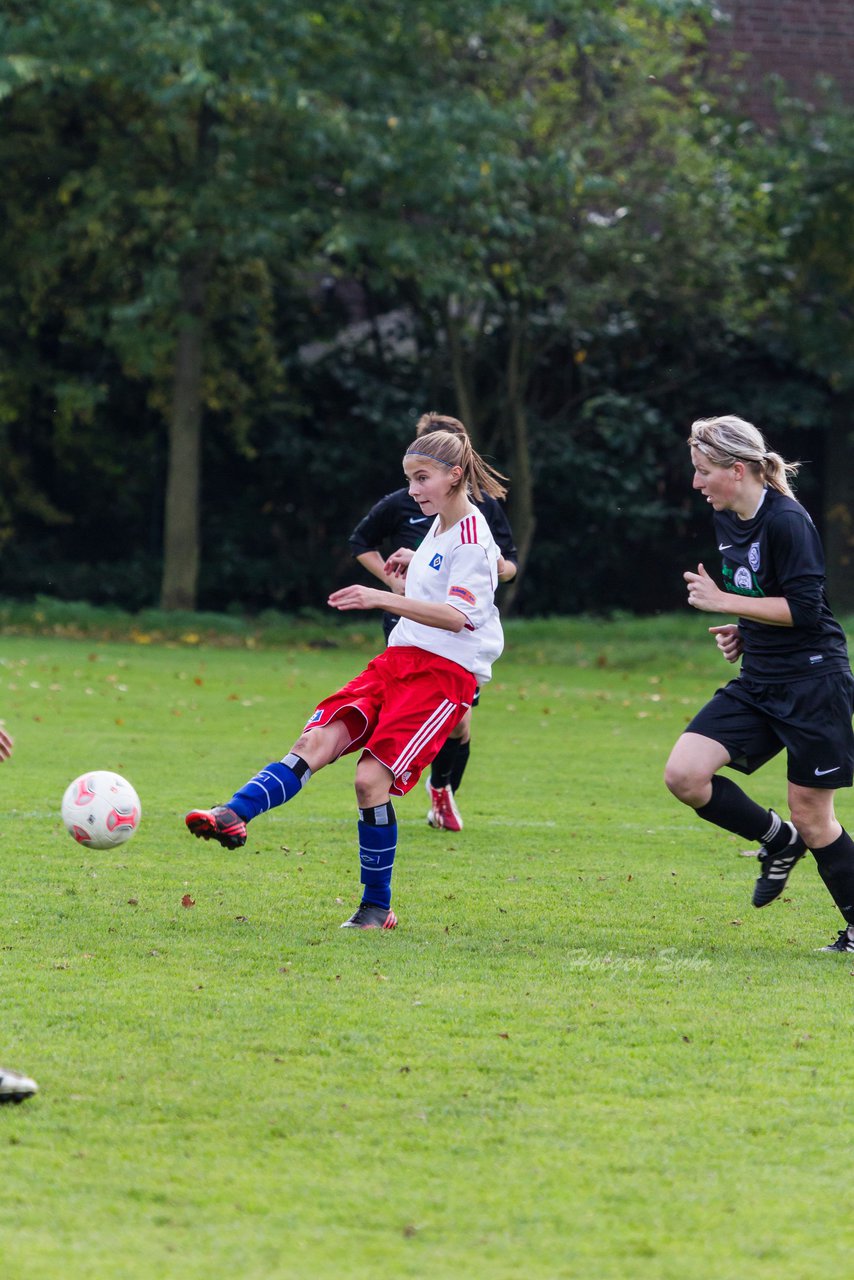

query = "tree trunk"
[445, 299, 476, 438]
[824, 397, 854, 614]
[502, 312, 535, 615]
[160, 258, 207, 611]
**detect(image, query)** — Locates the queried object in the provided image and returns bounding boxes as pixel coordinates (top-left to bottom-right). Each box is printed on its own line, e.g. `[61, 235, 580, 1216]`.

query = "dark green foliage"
[0, 3, 850, 614]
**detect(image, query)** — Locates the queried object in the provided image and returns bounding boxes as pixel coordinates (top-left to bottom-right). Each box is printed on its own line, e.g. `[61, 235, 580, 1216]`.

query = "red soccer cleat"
[185, 805, 247, 849]
[426, 784, 463, 832]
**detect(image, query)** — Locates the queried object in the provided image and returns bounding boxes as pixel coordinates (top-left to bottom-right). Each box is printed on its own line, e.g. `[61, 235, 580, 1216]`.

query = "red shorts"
[304, 647, 476, 795]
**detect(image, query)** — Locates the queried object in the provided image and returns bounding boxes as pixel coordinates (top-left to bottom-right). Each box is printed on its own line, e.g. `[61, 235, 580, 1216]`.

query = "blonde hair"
[688, 415, 800, 498]
[415, 412, 466, 438]
[405, 422, 508, 501]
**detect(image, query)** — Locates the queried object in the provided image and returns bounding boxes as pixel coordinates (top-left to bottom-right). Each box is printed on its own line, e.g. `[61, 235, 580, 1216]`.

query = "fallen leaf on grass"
[181, 894, 195, 908]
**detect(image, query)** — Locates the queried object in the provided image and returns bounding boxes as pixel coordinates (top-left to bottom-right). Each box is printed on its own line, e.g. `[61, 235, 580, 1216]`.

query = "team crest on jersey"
[449, 585, 476, 605]
[734, 566, 753, 591]
[429, 553, 443, 571]
[307, 709, 323, 724]
[748, 541, 761, 572]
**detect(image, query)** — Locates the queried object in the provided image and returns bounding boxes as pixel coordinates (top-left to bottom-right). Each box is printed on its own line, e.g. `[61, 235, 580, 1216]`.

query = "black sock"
[431, 737, 460, 789]
[449, 740, 470, 794]
[695, 775, 781, 846]
[811, 829, 854, 926]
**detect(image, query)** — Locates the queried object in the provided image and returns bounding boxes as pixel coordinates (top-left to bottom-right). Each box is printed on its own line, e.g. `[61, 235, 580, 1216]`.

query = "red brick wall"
[710, 1, 854, 124]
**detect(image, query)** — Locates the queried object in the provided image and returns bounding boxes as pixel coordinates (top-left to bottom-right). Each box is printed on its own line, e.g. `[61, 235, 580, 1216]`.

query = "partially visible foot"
[752, 821, 806, 907]
[820, 927, 854, 953]
[0, 1066, 38, 1104]
[185, 805, 247, 849]
[340, 903, 398, 930]
[426, 784, 463, 832]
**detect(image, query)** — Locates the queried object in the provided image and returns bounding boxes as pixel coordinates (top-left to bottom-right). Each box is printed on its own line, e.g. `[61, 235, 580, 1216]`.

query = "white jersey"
[388, 508, 504, 683]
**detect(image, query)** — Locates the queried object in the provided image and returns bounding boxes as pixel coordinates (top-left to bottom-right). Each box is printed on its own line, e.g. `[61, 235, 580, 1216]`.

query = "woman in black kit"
[349, 413, 518, 833]
[664, 414, 854, 952]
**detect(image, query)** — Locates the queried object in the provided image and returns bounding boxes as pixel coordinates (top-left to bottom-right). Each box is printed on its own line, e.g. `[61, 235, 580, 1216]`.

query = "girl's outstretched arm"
[328, 585, 465, 632]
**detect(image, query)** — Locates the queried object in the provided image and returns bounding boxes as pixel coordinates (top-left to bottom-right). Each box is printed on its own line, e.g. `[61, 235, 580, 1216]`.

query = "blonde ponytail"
[406, 423, 508, 501]
[688, 415, 800, 497]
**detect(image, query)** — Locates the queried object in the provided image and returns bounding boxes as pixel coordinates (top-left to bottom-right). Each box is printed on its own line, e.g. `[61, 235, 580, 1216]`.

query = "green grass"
[2, 610, 854, 1278]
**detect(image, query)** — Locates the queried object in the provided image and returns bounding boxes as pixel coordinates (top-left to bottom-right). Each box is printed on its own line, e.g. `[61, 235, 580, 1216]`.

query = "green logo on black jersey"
[722, 564, 765, 598]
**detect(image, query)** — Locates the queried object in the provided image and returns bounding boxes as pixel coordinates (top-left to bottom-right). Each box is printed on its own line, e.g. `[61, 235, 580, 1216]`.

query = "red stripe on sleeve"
[460, 515, 477, 544]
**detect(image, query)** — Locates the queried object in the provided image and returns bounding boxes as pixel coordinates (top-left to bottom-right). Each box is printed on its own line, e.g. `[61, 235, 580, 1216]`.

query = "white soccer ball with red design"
[61, 771, 141, 849]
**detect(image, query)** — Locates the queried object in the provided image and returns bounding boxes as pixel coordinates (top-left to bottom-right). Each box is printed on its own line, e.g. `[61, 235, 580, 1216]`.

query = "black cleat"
[185, 805, 247, 849]
[340, 903, 398, 930]
[820, 929, 854, 953]
[752, 821, 806, 908]
[0, 1066, 38, 1104]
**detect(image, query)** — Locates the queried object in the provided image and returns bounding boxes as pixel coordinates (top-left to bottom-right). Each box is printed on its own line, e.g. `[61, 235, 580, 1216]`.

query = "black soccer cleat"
[752, 821, 806, 908]
[820, 929, 854, 953]
[339, 903, 398, 930]
[0, 1066, 38, 1104]
[185, 805, 247, 849]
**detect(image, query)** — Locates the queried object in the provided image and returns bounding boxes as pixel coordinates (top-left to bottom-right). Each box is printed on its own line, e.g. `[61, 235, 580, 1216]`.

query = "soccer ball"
[61, 771, 142, 849]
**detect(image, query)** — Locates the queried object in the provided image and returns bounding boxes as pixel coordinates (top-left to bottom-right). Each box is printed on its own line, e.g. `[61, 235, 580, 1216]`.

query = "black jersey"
[713, 487, 850, 682]
[349, 487, 518, 565]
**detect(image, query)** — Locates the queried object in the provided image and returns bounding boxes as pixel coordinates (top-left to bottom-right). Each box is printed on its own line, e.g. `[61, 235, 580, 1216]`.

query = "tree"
[0, 0, 494, 607]
[733, 89, 854, 607]
[4, 3, 845, 618]
[311, 0, 762, 602]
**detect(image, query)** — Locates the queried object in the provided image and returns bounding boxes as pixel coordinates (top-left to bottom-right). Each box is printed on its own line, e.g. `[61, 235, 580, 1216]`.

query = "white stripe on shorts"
[390, 699, 457, 777]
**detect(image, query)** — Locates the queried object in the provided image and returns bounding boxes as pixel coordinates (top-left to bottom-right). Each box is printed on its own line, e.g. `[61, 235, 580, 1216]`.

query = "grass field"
[2, 608, 854, 1278]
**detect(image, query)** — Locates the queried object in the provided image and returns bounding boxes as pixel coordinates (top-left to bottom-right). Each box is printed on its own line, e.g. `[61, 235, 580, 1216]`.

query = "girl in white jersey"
[186, 425, 506, 931]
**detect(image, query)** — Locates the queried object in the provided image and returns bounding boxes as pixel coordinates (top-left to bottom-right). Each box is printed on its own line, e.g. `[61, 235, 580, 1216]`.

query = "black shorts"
[686, 670, 854, 788]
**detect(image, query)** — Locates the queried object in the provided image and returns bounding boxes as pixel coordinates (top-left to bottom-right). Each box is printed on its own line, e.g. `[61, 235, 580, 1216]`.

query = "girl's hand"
[384, 547, 415, 578]
[328, 585, 383, 612]
[709, 624, 743, 664]
[497, 556, 517, 583]
[684, 563, 726, 613]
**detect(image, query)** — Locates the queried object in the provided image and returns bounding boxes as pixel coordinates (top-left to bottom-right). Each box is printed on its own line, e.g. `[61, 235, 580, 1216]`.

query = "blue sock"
[358, 802, 397, 910]
[228, 754, 311, 822]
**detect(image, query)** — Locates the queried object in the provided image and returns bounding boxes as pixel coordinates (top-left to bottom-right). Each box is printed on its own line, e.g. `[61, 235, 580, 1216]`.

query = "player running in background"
[186, 423, 506, 930]
[348, 412, 518, 833]
[664, 415, 854, 952]
[0, 723, 39, 1103]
